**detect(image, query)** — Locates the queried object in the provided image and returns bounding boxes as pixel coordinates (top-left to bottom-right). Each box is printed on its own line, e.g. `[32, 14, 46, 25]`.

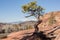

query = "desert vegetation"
[22, 1, 44, 33]
[0, 21, 36, 39]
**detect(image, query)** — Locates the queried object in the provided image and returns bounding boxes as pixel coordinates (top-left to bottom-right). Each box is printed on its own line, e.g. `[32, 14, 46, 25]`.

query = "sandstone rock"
[2, 11, 60, 40]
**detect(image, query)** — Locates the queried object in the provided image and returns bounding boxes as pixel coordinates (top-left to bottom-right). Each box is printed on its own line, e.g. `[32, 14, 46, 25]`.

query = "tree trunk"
[34, 20, 42, 32]
[34, 15, 42, 33]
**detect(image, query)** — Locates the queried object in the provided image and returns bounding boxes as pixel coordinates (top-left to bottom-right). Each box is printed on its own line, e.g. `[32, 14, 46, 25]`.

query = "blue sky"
[0, 0, 60, 23]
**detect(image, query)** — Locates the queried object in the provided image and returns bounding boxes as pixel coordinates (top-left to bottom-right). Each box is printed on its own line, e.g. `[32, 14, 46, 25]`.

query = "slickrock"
[2, 11, 60, 40]
[38, 11, 60, 40]
[2, 29, 34, 40]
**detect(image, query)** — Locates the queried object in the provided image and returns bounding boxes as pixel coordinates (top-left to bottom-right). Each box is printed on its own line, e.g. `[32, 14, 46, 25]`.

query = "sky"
[0, 0, 60, 23]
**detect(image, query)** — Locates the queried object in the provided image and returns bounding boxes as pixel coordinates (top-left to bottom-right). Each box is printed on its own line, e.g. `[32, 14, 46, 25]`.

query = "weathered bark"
[34, 20, 42, 33]
[34, 13, 42, 32]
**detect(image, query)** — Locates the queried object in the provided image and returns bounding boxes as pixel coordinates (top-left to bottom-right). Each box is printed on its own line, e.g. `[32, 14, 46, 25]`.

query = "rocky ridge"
[2, 11, 60, 40]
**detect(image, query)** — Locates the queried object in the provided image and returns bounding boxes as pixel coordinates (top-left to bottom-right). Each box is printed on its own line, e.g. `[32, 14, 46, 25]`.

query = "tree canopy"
[22, 1, 45, 19]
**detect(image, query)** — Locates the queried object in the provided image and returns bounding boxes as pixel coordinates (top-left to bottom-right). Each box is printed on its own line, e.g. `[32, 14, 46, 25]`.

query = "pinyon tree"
[22, 1, 45, 32]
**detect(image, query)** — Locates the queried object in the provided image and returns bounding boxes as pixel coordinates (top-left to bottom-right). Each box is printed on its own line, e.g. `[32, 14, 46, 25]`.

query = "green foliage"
[22, 1, 45, 18]
[22, 1, 37, 12]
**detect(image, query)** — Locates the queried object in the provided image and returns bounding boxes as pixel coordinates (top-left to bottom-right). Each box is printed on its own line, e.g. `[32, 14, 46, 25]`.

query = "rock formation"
[1, 11, 60, 40]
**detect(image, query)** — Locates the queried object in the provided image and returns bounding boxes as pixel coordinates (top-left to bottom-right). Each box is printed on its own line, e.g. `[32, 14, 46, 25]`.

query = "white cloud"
[21, 18, 37, 21]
